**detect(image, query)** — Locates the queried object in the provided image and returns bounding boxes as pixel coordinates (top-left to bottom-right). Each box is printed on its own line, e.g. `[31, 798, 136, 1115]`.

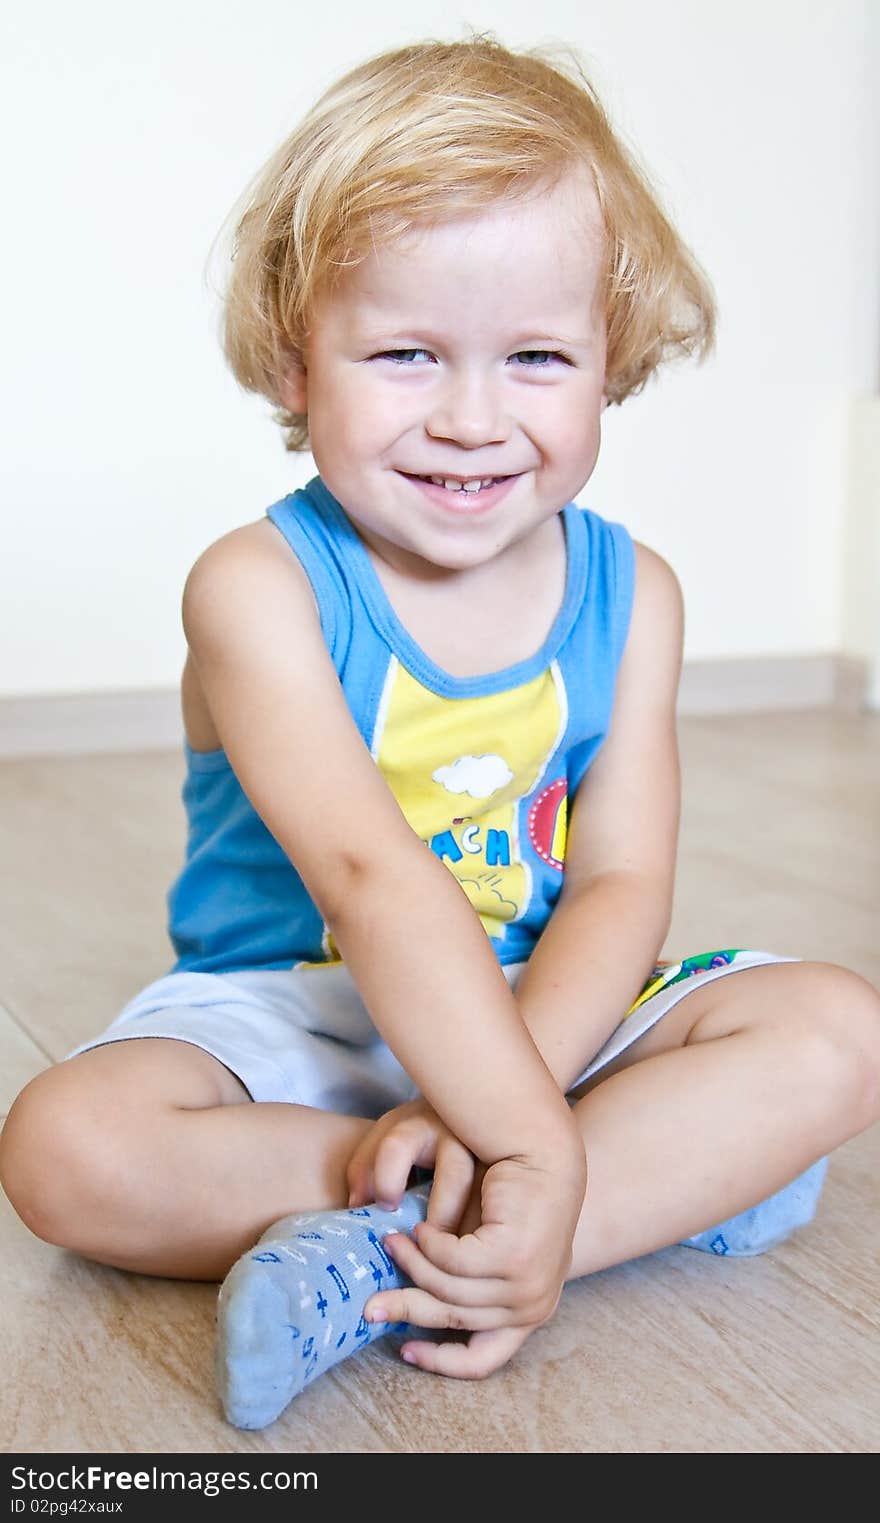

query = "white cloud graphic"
[432, 754, 513, 799]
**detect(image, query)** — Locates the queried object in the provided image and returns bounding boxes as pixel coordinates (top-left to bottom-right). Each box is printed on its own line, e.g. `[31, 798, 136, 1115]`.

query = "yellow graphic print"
[370, 659, 567, 943]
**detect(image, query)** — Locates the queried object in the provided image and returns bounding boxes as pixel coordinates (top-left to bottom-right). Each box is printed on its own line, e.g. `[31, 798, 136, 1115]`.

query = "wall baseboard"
[677, 652, 871, 718]
[0, 654, 873, 759]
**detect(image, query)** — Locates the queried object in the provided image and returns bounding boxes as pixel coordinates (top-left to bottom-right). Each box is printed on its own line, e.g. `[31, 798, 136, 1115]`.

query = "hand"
[365, 1141, 587, 1380]
[346, 1097, 478, 1232]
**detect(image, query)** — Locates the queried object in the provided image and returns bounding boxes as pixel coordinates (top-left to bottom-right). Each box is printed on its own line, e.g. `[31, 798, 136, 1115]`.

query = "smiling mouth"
[401, 472, 513, 495]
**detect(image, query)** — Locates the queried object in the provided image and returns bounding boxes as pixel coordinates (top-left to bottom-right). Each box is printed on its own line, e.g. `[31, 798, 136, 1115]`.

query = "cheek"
[548, 390, 603, 456]
[556, 393, 604, 483]
[308, 376, 376, 458]
[585, 409, 603, 467]
[327, 371, 406, 448]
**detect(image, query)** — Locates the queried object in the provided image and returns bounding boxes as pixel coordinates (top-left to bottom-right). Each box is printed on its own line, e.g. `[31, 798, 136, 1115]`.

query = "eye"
[374, 349, 434, 364]
[511, 350, 570, 367]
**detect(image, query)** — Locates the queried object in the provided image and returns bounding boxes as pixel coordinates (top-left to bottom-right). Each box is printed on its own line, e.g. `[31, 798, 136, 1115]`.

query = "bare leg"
[211, 959, 880, 1404]
[565, 960, 880, 1278]
[0, 1038, 370, 1280]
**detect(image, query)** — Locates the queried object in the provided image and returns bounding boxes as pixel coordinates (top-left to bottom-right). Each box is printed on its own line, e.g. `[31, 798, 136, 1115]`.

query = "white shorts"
[62, 949, 799, 1115]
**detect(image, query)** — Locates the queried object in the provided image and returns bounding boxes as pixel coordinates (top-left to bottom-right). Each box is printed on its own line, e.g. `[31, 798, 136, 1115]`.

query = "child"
[2, 33, 878, 1434]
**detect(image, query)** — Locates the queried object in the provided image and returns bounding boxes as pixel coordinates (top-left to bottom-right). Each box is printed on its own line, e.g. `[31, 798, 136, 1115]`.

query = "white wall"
[2, 0, 877, 697]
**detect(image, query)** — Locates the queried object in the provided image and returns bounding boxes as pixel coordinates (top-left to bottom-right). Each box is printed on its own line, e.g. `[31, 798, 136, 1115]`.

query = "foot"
[216, 1185, 430, 1429]
[681, 1157, 829, 1256]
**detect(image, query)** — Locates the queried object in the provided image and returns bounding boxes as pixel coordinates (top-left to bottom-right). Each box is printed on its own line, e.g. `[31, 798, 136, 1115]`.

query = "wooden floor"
[1, 709, 878, 1453]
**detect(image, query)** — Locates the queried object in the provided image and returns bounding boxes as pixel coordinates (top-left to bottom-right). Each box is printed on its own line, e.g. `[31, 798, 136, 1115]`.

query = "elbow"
[565, 867, 674, 944]
[315, 836, 454, 939]
[315, 852, 377, 927]
[310, 846, 420, 932]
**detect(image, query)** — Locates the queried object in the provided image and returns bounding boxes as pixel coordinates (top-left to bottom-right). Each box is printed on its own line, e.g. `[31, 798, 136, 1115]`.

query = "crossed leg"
[368, 958, 880, 1384]
[0, 1036, 376, 1279]
[5, 960, 877, 1285]
[5, 957, 878, 1421]
[558, 958, 880, 1277]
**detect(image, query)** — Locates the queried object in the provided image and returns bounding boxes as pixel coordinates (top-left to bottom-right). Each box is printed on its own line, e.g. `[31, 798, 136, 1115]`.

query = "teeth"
[427, 476, 497, 492]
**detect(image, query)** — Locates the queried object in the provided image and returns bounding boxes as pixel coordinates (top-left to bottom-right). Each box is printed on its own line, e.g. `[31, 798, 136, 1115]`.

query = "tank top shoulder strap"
[264, 480, 355, 666]
[574, 502, 635, 668]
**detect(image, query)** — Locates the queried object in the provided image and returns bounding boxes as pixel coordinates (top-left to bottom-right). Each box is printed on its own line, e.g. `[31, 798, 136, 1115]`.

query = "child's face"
[283, 168, 608, 576]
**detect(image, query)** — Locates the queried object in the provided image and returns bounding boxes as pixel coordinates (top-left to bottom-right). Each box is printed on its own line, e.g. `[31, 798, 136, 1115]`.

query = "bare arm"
[182, 527, 580, 1169]
[333, 539, 682, 1372]
[514, 541, 684, 1085]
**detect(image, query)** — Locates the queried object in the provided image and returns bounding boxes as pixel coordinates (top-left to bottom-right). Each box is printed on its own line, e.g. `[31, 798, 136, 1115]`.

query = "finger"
[372, 1125, 430, 1209]
[364, 1283, 512, 1333]
[408, 1221, 549, 1317]
[346, 1156, 371, 1208]
[406, 1219, 508, 1279]
[426, 1137, 475, 1232]
[457, 1166, 486, 1237]
[346, 1146, 383, 1208]
[382, 1230, 508, 1309]
[400, 1324, 532, 1379]
[458, 1192, 483, 1237]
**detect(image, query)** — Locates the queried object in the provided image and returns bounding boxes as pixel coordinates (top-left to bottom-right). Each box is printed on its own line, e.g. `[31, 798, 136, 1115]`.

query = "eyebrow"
[358, 327, 595, 348]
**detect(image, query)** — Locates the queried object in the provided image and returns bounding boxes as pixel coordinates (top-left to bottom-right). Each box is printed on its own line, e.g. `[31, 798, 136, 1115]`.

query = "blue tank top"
[165, 476, 635, 975]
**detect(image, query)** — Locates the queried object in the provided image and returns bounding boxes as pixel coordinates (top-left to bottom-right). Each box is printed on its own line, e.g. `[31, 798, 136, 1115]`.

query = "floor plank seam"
[0, 991, 55, 1065]
[324, 1361, 402, 1449]
[778, 1260, 880, 1333]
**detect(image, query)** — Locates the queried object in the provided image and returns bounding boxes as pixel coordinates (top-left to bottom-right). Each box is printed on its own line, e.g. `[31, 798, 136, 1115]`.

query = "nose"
[425, 365, 510, 448]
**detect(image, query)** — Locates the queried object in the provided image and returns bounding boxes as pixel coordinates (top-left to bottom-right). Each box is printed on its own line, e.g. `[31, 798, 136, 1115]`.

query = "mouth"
[399, 472, 515, 496]
[397, 470, 521, 516]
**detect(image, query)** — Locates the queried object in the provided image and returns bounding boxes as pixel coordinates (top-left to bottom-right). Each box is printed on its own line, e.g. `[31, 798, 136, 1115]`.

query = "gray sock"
[216, 1184, 430, 1429]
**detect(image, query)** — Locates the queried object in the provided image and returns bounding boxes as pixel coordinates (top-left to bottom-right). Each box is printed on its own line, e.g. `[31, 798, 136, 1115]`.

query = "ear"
[279, 357, 308, 414]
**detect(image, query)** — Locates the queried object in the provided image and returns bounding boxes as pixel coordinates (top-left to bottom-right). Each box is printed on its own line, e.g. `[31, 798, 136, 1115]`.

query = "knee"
[795, 963, 880, 1132]
[0, 1063, 132, 1251]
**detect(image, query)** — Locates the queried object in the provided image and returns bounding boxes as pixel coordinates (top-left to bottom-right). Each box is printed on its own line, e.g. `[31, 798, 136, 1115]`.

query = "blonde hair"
[217, 30, 716, 451]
